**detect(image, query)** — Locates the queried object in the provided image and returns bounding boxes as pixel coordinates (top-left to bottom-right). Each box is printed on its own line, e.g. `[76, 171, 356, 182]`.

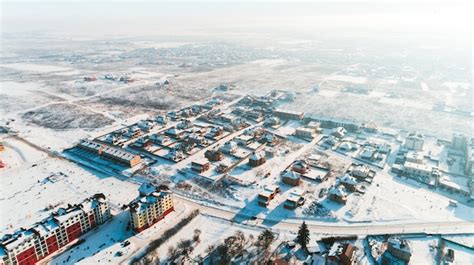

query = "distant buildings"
[331, 127, 347, 138]
[83, 76, 97, 82]
[404, 132, 424, 151]
[0, 194, 111, 265]
[451, 133, 468, 151]
[465, 138, 474, 176]
[128, 184, 174, 233]
[295, 127, 315, 139]
[273, 109, 305, 121]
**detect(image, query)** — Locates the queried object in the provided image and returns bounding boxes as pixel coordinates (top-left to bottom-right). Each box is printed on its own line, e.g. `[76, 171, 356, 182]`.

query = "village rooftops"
[166, 127, 183, 136]
[405, 151, 424, 163]
[101, 145, 138, 162]
[403, 161, 432, 172]
[328, 242, 354, 262]
[387, 237, 412, 254]
[79, 139, 102, 151]
[286, 189, 304, 203]
[407, 132, 424, 139]
[340, 174, 358, 186]
[328, 185, 348, 197]
[360, 146, 376, 158]
[283, 170, 300, 180]
[250, 151, 265, 161]
[192, 158, 210, 166]
[259, 185, 279, 198]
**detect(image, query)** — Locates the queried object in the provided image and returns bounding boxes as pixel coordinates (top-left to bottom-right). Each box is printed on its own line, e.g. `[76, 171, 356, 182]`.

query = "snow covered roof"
[283, 170, 300, 180]
[166, 127, 183, 135]
[286, 189, 304, 202]
[138, 183, 158, 196]
[388, 237, 412, 253]
[130, 190, 171, 213]
[30, 219, 59, 237]
[360, 146, 376, 158]
[0, 229, 36, 251]
[340, 174, 358, 185]
[339, 141, 353, 150]
[260, 185, 278, 198]
[328, 185, 347, 197]
[220, 141, 237, 152]
[328, 243, 354, 259]
[53, 206, 83, 224]
[101, 145, 138, 162]
[250, 151, 265, 161]
[294, 159, 308, 167]
[407, 132, 424, 139]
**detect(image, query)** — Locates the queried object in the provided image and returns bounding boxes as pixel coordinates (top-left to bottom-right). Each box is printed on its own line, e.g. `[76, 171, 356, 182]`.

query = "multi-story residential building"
[0, 194, 111, 265]
[465, 138, 474, 177]
[128, 184, 174, 233]
[403, 132, 424, 151]
[451, 133, 468, 151]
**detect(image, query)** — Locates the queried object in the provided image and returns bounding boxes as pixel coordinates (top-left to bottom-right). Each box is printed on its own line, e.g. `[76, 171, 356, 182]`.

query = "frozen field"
[0, 156, 138, 234]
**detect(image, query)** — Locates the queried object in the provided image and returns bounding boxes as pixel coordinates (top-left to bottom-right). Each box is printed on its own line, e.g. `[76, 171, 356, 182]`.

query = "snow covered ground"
[0, 156, 138, 234]
[0, 137, 48, 169]
[152, 214, 266, 261]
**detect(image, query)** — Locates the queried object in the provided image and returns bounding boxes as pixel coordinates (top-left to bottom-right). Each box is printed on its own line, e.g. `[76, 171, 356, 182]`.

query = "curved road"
[174, 195, 474, 236]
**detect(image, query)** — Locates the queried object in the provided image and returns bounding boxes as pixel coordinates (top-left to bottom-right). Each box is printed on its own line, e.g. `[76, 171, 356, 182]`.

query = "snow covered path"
[173, 195, 474, 236]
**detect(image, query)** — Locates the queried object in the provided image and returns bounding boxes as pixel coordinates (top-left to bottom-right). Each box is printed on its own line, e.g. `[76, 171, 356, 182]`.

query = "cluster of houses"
[275, 238, 358, 265]
[392, 133, 442, 187]
[258, 156, 335, 210]
[328, 164, 376, 204]
[0, 194, 111, 265]
[186, 125, 285, 182]
[69, 97, 232, 171]
[295, 121, 321, 140]
[368, 236, 414, 264]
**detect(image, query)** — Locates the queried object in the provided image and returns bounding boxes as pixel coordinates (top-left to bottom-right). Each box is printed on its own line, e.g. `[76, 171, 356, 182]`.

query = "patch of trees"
[205, 229, 276, 264]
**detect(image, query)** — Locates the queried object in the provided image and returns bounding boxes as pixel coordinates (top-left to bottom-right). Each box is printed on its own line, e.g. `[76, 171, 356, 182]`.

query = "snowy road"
[173, 195, 474, 236]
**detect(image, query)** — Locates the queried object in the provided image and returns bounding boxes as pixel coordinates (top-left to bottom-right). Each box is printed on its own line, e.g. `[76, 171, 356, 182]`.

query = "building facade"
[0, 194, 111, 265]
[129, 184, 174, 233]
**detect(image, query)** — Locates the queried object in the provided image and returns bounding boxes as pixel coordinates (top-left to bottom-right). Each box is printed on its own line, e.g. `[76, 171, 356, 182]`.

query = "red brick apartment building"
[0, 194, 111, 265]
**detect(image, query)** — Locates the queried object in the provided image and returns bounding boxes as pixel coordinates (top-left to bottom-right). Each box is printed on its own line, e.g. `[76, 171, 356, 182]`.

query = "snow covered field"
[0, 156, 138, 234]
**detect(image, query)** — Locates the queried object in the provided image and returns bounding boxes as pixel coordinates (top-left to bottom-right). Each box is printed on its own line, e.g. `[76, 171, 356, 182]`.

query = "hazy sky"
[1, 1, 472, 40]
